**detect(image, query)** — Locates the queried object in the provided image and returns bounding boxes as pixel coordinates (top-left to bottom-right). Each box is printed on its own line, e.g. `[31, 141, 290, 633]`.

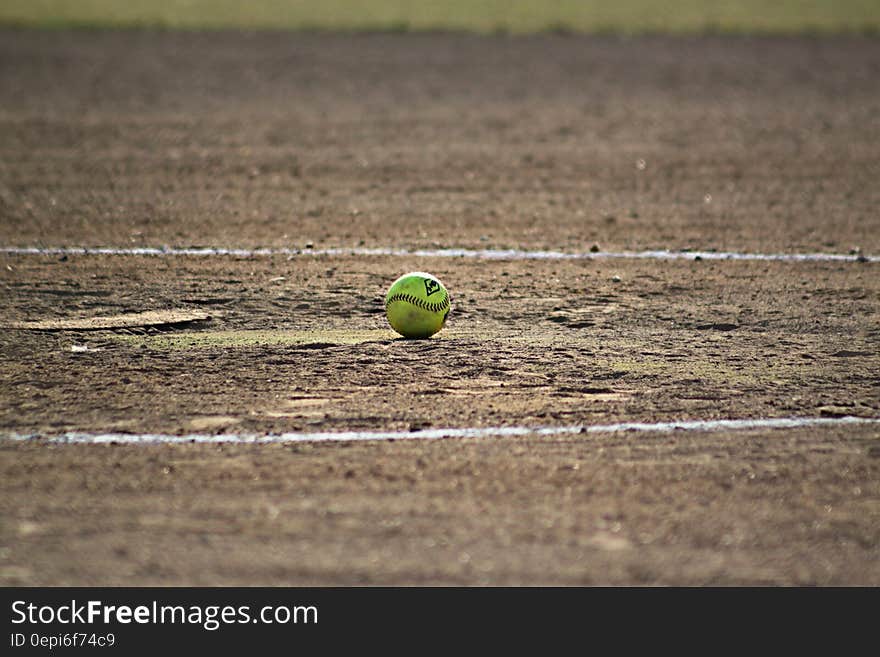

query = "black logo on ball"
[424, 279, 441, 297]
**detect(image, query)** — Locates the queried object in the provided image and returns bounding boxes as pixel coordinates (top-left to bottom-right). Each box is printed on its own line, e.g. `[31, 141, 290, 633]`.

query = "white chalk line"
[4, 416, 878, 446]
[0, 246, 876, 262]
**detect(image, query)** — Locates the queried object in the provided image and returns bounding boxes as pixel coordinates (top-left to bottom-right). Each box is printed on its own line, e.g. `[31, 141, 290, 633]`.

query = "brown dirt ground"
[0, 30, 879, 585]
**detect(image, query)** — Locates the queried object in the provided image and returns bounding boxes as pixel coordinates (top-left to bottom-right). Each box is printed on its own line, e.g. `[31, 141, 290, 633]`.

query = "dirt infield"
[1, 30, 879, 585]
[2, 31, 879, 254]
[1, 254, 878, 436]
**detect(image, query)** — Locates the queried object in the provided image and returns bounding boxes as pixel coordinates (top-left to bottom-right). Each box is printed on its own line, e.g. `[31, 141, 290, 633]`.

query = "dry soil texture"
[0, 31, 878, 585]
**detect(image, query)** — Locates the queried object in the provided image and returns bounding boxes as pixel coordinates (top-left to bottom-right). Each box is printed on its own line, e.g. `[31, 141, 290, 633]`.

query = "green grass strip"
[2, 1, 879, 34]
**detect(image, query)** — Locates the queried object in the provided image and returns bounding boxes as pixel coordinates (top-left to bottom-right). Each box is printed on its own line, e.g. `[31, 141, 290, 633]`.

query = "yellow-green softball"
[385, 272, 451, 339]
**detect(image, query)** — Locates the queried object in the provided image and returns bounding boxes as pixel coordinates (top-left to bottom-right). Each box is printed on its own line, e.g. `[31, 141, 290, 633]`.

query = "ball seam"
[385, 292, 450, 314]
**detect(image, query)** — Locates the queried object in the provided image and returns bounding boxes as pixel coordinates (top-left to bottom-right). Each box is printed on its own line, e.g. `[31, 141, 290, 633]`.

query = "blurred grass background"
[1, 1, 879, 34]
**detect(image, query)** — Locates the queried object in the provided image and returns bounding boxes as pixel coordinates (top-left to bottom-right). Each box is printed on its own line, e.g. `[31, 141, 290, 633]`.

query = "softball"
[385, 272, 451, 339]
